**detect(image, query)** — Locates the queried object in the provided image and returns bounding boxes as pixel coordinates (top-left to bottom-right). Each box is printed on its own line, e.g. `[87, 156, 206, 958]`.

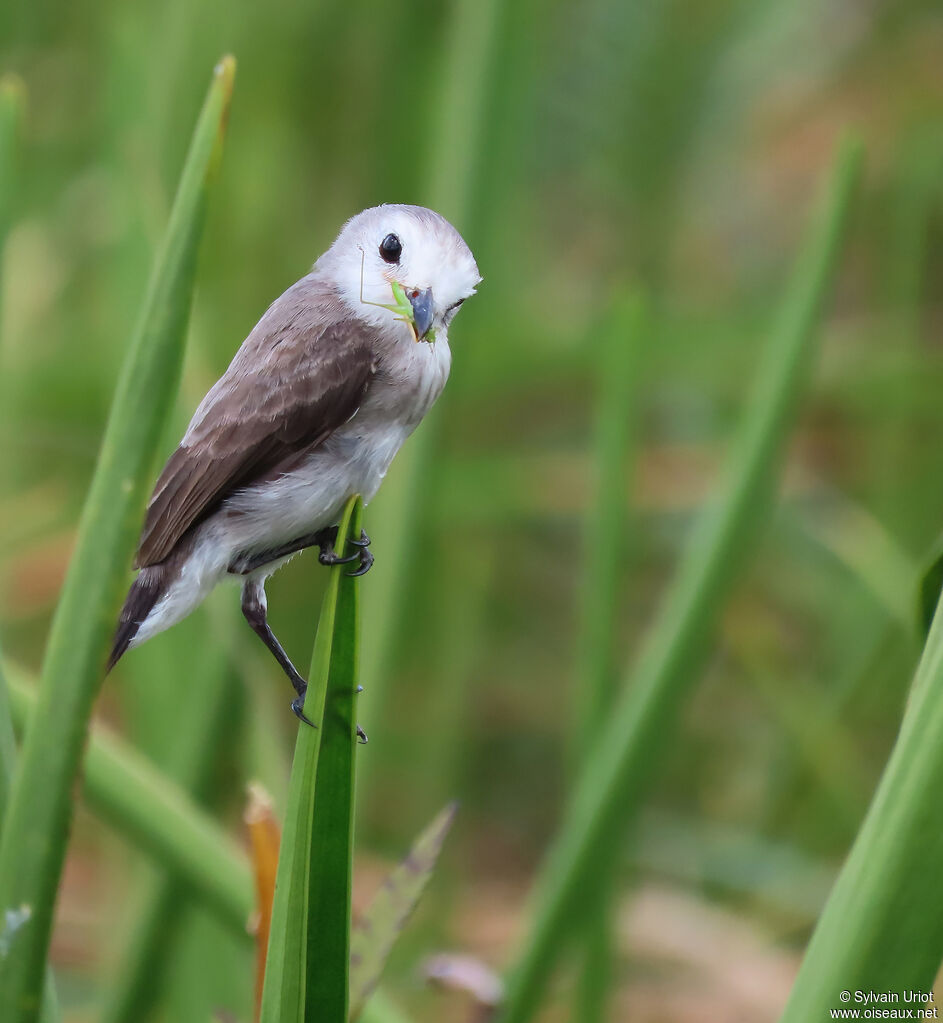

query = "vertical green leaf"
[779, 590, 943, 1017]
[497, 136, 862, 1023]
[0, 73, 24, 262]
[259, 496, 362, 1023]
[358, 0, 500, 777]
[0, 657, 59, 1023]
[571, 293, 646, 1023]
[101, 619, 240, 1023]
[0, 57, 235, 1023]
[304, 498, 362, 1021]
[4, 667, 253, 933]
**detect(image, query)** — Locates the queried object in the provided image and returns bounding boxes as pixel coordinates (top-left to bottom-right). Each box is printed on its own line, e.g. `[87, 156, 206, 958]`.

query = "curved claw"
[319, 550, 359, 566]
[291, 696, 316, 727]
[347, 549, 375, 577]
[347, 529, 371, 548]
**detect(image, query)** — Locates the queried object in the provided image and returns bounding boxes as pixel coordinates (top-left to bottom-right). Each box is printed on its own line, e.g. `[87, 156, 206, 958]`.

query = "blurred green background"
[1, 0, 942, 1020]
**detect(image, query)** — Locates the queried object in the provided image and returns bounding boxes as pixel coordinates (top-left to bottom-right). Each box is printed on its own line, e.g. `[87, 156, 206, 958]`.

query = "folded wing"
[135, 297, 376, 568]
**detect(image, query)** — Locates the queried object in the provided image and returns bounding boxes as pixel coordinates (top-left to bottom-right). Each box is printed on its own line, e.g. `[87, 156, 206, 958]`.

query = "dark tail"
[107, 564, 168, 673]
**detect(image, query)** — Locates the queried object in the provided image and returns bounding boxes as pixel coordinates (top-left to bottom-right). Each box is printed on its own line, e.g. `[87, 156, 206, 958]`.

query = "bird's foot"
[317, 527, 374, 576]
[317, 525, 358, 567]
[357, 724, 368, 744]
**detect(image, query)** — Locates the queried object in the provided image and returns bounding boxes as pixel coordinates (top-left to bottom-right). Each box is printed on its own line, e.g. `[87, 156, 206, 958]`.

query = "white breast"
[220, 332, 452, 554]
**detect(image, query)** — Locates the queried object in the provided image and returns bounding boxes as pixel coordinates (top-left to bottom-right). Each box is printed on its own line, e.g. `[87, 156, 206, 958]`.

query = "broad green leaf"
[780, 581, 943, 1018]
[0, 57, 235, 1022]
[350, 802, 458, 1020]
[259, 496, 362, 1023]
[497, 136, 862, 1023]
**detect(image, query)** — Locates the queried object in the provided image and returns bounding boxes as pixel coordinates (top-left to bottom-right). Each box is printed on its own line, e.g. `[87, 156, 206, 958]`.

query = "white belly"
[221, 332, 451, 555]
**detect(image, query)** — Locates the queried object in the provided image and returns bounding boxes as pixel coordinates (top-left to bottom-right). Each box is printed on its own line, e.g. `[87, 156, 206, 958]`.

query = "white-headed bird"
[109, 204, 480, 721]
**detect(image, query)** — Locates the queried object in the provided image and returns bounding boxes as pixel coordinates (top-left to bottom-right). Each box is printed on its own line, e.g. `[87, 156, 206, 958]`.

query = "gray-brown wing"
[135, 317, 375, 568]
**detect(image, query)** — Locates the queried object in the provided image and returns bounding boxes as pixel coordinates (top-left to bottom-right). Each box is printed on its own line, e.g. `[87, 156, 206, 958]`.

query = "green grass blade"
[350, 803, 457, 1020]
[101, 624, 238, 1023]
[5, 667, 419, 1023]
[304, 498, 363, 1022]
[259, 496, 361, 1023]
[0, 73, 24, 259]
[0, 654, 16, 822]
[779, 591, 943, 1017]
[574, 293, 646, 758]
[0, 657, 59, 1023]
[497, 136, 863, 1023]
[4, 667, 253, 933]
[358, 0, 499, 779]
[571, 293, 646, 1023]
[0, 57, 235, 1021]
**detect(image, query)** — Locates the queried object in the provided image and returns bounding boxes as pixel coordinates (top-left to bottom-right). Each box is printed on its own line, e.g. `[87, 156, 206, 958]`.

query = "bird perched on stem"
[109, 204, 480, 722]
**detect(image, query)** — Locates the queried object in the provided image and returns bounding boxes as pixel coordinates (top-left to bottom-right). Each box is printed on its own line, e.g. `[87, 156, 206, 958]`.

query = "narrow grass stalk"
[0, 657, 60, 1023]
[0, 76, 26, 504]
[4, 667, 252, 933]
[101, 628, 238, 1023]
[6, 667, 419, 1023]
[779, 590, 943, 1016]
[0, 58, 235, 1021]
[260, 497, 362, 1023]
[304, 497, 362, 1020]
[358, 0, 499, 765]
[0, 652, 16, 821]
[571, 293, 646, 1023]
[0, 73, 24, 262]
[497, 137, 862, 1023]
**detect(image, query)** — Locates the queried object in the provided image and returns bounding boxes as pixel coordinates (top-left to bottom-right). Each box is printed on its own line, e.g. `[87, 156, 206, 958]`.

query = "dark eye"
[379, 233, 402, 264]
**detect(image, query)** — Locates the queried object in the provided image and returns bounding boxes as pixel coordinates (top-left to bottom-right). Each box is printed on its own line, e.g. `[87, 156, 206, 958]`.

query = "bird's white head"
[318, 204, 481, 342]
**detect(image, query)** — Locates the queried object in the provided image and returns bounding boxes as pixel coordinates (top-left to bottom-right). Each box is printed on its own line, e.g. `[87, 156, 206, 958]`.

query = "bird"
[108, 203, 481, 722]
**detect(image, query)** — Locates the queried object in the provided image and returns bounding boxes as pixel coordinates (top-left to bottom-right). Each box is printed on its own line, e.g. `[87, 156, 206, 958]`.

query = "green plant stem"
[779, 588, 943, 1016]
[358, 0, 499, 785]
[4, 667, 252, 932]
[0, 659, 60, 1023]
[497, 136, 862, 1023]
[571, 293, 645, 1023]
[101, 620, 239, 1023]
[259, 497, 362, 1023]
[5, 666, 420, 1023]
[305, 498, 362, 1021]
[0, 58, 234, 1022]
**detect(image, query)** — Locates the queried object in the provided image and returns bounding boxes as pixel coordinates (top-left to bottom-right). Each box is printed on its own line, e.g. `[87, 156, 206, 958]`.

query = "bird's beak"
[408, 287, 435, 340]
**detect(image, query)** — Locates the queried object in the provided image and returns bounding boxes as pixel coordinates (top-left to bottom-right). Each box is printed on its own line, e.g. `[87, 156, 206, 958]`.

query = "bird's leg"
[229, 527, 340, 575]
[241, 579, 314, 725]
[229, 526, 373, 576]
